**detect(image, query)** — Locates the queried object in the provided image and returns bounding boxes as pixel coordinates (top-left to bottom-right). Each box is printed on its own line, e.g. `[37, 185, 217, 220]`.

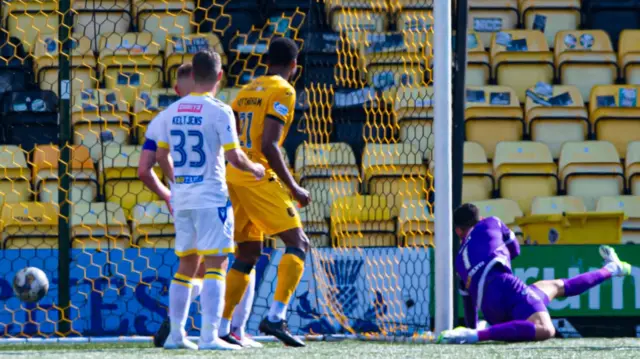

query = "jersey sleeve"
[216, 105, 240, 151]
[145, 112, 169, 149]
[499, 219, 520, 259]
[265, 86, 295, 125]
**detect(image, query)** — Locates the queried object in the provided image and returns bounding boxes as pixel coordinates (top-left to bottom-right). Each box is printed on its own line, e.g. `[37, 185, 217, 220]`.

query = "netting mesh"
[0, 0, 436, 339]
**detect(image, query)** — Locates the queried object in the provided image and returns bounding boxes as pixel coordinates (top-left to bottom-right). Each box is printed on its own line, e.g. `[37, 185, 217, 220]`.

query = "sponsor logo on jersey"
[274, 102, 289, 117]
[178, 103, 203, 113]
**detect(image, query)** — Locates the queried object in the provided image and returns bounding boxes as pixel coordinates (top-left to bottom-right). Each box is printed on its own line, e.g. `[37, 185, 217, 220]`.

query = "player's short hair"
[453, 203, 480, 231]
[191, 49, 222, 85]
[176, 63, 192, 79]
[267, 37, 299, 67]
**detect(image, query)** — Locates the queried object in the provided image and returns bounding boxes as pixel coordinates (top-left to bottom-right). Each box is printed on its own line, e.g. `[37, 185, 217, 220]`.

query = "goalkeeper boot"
[436, 327, 479, 344]
[219, 334, 243, 347]
[259, 317, 305, 347]
[599, 245, 632, 277]
[153, 319, 170, 348]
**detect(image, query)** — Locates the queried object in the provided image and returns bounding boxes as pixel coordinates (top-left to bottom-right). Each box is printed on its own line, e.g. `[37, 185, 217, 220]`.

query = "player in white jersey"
[146, 49, 265, 351]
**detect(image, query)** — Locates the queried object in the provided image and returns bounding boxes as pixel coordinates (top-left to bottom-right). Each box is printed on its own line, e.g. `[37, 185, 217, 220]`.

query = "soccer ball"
[13, 267, 49, 303]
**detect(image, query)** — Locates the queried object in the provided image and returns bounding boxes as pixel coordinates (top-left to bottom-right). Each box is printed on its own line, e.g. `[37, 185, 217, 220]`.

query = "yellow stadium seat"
[134, 0, 194, 50]
[98, 32, 163, 105]
[330, 9, 388, 33]
[521, 0, 581, 47]
[470, 0, 519, 46]
[217, 88, 241, 106]
[531, 196, 586, 215]
[494, 141, 558, 214]
[471, 198, 523, 233]
[295, 143, 360, 217]
[524, 85, 588, 158]
[34, 35, 97, 97]
[559, 141, 624, 210]
[71, 202, 131, 249]
[398, 199, 433, 247]
[393, 86, 434, 160]
[73, 0, 131, 51]
[589, 85, 640, 159]
[491, 30, 554, 102]
[5, 0, 58, 53]
[463, 141, 493, 203]
[132, 201, 174, 248]
[299, 202, 330, 247]
[101, 145, 160, 217]
[555, 30, 617, 101]
[465, 85, 524, 159]
[32, 145, 97, 204]
[1, 202, 58, 249]
[597, 195, 640, 244]
[331, 195, 396, 247]
[625, 141, 640, 195]
[165, 33, 226, 87]
[466, 32, 491, 86]
[396, 9, 432, 32]
[367, 63, 427, 97]
[362, 143, 427, 208]
[133, 88, 180, 144]
[619, 30, 640, 85]
[0, 146, 32, 205]
[72, 89, 131, 160]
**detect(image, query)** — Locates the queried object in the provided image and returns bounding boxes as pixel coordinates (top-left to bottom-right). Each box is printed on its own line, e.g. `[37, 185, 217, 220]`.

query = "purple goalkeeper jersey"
[455, 216, 520, 312]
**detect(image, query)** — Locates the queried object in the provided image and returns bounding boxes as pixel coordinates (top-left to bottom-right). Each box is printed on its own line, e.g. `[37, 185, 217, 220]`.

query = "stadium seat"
[524, 84, 588, 159]
[394, 86, 435, 160]
[555, 30, 617, 101]
[32, 145, 97, 204]
[396, 9, 432, 32]
[398, 199, 433, 247]
[465, 32, 491, 86]
[165, 33, 226, 88]
[619, 30, 640, 85]
[72, 89, 131, 160]
[470, 0, 519, 46]
[0, 146, 32, 205]
[367, 62, 427, 96]
[298, 202, 330, 247]
[1, 202, 58, 249]
[328, 2, 388, 33]
[471, 198, 523, 233]
[493, 141, 558, 214]
[596, 195, 640, 244]
[134, 0, 195, 50]
[462, 141, 493, 203]
[132, 201, 174, 248]
[1, 91, 58, 151]
[34, 35, 97, 97]
[331, 195, 396, 247]
[73, 0, 132, 51]
[625, 141, 640, 195]
[216, 87, 241, 106]
[0, 33, 31, 97]
[133, 88, 180, 144]
[5, 0, 58, 53]
[531, 196, 587, 214]
[71, 202, 131, 249]
[589, 85, 640, 159]
[559, 141, 624, 210]
[490, 30, 554, 102]
[295, 143, 360, 217]
[521, 0, 581, 47]
[362, 143, 427, 208]
[101, 145, 160, 218]
[98, 32, 163, 105]
[464, 85, 524, 159]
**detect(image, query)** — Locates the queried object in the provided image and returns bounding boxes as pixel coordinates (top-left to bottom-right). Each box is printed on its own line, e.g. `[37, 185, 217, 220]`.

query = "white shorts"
[173, 204, 234, 257]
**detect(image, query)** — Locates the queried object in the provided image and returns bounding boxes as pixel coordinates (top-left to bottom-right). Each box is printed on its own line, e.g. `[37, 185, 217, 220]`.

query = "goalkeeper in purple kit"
[438, 203, 632, 344]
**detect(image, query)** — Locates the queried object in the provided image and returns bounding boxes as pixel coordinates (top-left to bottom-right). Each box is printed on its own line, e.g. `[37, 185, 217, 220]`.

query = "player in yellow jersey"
[219, 37, 309, 348]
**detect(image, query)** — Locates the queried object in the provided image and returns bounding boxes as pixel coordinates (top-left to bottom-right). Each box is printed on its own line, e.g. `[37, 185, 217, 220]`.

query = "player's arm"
[500, 220, 520, 259]
[458, 278, 478, 329]
[156, 147, 175, 183]
[137, 140, 171, 200]
[219, 107, 264, 178]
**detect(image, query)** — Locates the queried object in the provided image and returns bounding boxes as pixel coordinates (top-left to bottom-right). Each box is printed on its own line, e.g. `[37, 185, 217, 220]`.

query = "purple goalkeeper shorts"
[480, 272, 550, 325]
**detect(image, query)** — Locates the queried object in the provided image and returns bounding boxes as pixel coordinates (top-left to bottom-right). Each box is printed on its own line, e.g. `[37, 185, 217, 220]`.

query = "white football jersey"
[145, 93, 239, 211]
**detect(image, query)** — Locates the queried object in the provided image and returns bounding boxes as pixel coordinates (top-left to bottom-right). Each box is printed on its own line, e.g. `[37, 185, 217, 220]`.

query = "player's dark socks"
[562, 268, 611, 297]
[153, 319, 170, 348]
[478, 320, 536, 342]
[220, 334, 243, 347]
[259, 317, 305, 347]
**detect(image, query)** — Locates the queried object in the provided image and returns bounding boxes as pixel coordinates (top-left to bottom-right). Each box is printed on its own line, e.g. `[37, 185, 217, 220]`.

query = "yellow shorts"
[228, 177, 302, 242]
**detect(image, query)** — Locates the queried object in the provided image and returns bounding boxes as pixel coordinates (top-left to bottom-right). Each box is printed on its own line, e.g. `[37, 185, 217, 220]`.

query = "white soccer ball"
[13, 267, 49, 303]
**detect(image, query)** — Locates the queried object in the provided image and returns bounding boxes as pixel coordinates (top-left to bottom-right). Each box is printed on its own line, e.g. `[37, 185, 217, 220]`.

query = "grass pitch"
[0, 339, 639, 359]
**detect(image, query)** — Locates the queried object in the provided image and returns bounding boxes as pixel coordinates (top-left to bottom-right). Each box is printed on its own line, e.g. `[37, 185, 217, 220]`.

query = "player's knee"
[177, 255, 200, 276]
[278, 228, 310, 252]
[537, 324, 555, 341]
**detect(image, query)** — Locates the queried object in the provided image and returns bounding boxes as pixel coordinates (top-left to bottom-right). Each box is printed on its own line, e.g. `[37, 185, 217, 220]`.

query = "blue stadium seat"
[1, 91, 58, 151]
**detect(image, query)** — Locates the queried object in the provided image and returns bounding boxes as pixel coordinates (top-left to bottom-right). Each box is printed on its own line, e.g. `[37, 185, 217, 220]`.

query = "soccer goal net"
[0, 0, 452, 341]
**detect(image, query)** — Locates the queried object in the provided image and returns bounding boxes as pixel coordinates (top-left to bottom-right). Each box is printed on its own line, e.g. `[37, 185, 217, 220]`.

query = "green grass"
[0, 339, 639, 359]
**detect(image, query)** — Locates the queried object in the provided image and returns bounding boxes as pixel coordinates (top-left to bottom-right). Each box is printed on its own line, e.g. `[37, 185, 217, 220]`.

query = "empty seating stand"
[1, 91, 58, 151]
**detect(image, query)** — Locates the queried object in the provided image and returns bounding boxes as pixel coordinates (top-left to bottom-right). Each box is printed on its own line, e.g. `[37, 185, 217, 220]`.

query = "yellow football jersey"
[227, 75, 296, 185]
